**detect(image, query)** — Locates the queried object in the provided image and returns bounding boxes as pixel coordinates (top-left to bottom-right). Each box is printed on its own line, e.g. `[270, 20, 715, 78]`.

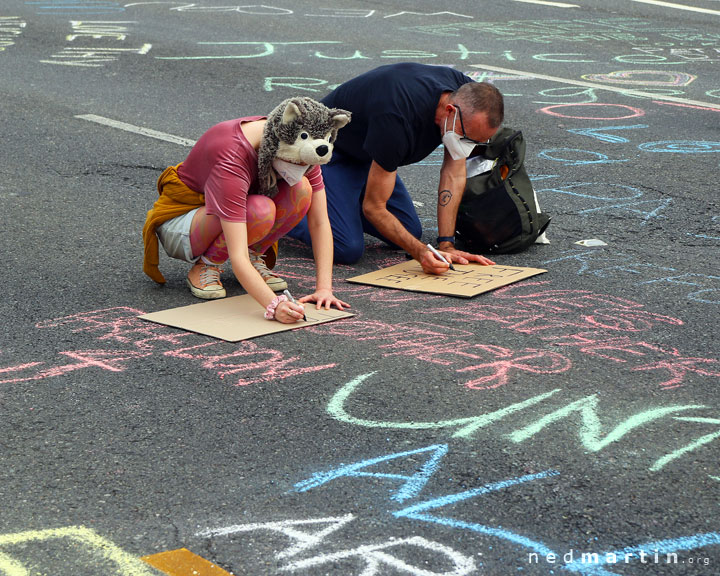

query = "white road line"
[75, 114, 196, 146]
[630, 0, 720, 16]
[511, 0, 579, 7]
[470, 64, 720, 111]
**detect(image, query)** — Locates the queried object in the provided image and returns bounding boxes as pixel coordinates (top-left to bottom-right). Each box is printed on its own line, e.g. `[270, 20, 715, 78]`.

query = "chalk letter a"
[294, 444, 449, 502]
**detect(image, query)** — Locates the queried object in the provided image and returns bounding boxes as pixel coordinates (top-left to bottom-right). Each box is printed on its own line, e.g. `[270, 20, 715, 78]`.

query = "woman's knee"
[246, 195, 276, 241]
[247, 194, 276, 221]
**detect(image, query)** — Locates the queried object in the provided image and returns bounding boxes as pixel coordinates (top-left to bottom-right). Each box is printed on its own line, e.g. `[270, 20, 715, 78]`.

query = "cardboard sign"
[347, 262, 546, 298]
[138, 294, 355, 342]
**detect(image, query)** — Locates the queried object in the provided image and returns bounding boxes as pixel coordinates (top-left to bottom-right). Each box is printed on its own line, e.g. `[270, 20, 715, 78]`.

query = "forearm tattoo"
[439, 189, 453, 206]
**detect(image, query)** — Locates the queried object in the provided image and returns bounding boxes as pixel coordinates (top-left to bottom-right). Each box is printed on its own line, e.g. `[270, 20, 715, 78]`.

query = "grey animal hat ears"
[266, 97, 351, 145]
[257, 97, 352, 197]
[279, 98, 351, 133]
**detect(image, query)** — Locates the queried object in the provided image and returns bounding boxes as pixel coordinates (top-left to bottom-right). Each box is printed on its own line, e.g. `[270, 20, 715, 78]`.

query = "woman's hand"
[273, 299, 306, 324]
[299, 288, 351, 311]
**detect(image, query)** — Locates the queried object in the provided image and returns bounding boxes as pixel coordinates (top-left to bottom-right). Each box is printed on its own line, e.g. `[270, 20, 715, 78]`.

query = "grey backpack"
[455, 127, 550, 253]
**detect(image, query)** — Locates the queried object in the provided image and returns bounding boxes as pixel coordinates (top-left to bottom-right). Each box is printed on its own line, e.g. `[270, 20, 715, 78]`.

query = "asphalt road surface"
[2, 1, 720, 575]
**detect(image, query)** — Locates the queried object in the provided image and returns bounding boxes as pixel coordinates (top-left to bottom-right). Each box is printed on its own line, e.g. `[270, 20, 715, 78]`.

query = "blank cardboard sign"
[347, 262, 546, 298]
[138, 294, 355, 342]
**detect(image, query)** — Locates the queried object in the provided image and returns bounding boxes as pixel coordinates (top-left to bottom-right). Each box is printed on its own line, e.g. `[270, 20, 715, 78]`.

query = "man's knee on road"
[334, 236, 365, 264]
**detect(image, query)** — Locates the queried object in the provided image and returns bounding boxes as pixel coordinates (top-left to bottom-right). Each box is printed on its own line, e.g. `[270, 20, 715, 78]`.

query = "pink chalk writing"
[0, 350, 151, 384]
[416, 283, 718, 389]
[3, 307, 339, 387]
[165, 342, 336, 387]
[311, 320, 572, 389]
[35, 306, 194, 350]
[457, 348, 572, 390]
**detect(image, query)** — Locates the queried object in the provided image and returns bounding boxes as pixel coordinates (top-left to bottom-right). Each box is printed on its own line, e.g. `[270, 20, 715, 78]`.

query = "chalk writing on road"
[198, 442, 719, 575]
[568, 124, 648, 143]
[539, 102, 645, 120]
[298, 445, 719, 571]
[537, 149, 628, 166]
[542, 249, 720, 304]
[128, 4, 475, 20]
[28, 0, 125, 15]
[156, 41, 514, 63]
[197, 513, 476, 576]
[259, 68, 705, 102]
[582, 70, 696, 86]
[0, 307, 337, 387]
[0, 526, 154, 575]
[5, 280, 716, 396]
[327, 374, 720, 472]
[0, 17, 26, 52]
[639, 140, 720, 153]
[525, 50, 720, 64]
[535, 179, 671, 222]
[403, 18, 720, 46]
[41, 21, 150, 67]
[314, 283, 718, 390]
[613, 47, 720, 64]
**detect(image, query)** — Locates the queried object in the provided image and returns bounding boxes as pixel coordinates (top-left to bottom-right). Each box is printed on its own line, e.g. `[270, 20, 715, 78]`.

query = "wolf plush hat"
[257, 97, 351, 198]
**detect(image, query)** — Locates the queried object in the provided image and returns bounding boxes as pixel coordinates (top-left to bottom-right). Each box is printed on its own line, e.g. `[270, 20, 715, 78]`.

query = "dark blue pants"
[288, 151, 422, 264]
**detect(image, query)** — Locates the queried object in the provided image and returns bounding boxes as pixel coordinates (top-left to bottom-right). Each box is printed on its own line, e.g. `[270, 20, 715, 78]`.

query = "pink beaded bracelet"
[264, 294, 288, 320]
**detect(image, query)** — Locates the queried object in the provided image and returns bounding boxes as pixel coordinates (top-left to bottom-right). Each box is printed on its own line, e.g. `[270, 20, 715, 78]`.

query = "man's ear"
[281, 100, 302, 125]
[331, 109, 351, 130]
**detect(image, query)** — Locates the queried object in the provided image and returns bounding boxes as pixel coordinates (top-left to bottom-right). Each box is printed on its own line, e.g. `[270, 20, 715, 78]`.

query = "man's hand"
[439, 243, 495, 266]
[420, 247, 454, 275]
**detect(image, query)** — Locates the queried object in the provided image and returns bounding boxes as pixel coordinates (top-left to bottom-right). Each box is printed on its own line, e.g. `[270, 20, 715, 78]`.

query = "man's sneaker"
[250, 249, 287, 292]
[186, 260, 226, 299]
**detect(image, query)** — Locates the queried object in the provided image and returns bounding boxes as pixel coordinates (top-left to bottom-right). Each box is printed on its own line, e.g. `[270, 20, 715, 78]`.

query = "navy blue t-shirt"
[321, 63, 473, 172]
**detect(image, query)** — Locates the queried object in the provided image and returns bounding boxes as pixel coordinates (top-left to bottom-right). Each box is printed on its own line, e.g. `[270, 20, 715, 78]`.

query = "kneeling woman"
[143, 98, 351, 324]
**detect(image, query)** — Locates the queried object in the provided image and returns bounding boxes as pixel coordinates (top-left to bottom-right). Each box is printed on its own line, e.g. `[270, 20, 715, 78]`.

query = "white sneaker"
[250, 250, 287, 292]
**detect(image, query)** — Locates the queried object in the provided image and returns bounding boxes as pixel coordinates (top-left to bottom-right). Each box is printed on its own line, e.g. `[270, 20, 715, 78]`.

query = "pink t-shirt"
[177, 116, 324, 222]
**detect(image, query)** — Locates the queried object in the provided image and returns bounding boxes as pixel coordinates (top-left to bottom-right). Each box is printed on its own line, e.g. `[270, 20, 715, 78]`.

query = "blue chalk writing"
[26, 0, 124, 14]
[537, 183, 642, 201]
[564, 533, 720, 574]
[639, 141, 720, 153]
[394, 469, 559, 518]
[568, 124, 648, 144]
[291, 438, 720, 575]
[294, 444, 449, 503]
[536, 182, 671, 222]
[394, 473, 560, 560]
[637, 273, 720, 304]
[688, 232, 720, 241]
[537, 148, 626, 166]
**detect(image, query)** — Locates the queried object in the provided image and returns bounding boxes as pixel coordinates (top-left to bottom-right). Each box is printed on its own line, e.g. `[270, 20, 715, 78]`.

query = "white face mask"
[441, 109, 477, 160]
[272, 158, 309, 186]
